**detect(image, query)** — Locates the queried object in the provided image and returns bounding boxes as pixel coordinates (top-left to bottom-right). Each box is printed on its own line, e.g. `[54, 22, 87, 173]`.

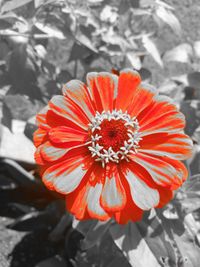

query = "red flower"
[34, 69, 193, 224]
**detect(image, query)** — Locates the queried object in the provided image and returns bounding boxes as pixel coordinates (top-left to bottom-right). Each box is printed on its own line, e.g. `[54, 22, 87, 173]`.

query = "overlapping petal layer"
[139, 133, 192, 160]
[115, 69, 141, 111]
[34, 69, 193, 224]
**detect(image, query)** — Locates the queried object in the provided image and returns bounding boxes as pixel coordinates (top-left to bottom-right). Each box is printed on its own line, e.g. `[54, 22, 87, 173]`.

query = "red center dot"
[94, 119, 129, 152]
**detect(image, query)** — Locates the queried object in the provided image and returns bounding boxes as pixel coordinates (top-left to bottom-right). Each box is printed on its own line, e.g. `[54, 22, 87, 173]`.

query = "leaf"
[171, 74, 200, 101]
[49, 213, 72, 242]
[3, 95, 43, 120]
[24, 116, 38, 141]
[161, 215, 200, 267]
[14, 17, 29, 33]
[171, 74, 188, 85]
[34, 0, 45, 8]
[72, 218, 97, 236]
[8, 44, 41, 96]
[137, 217, 178, 266]
[65, 229, 84, 260]
[192, 126, 200, 144]
[100, 44, 122, 56]
[35, 256, 67, 267]
[162, 204, 179, 220]
[163, 43, 193, 63]
[1, 0, 33, 13]
[158, 79, 178, 94]
[8, 200, 64, 231]
[155, 6, 181, 35]
[183, 174, 200, 192]
[140, 0, 155, 7]
[142, 35, 163, 67]
[1, 100, 12, 131]
[180, 100, 200, 138]
[184, 213, 200, 244]
[0, 19, 11, 29]
[74, 226, 130, 267]
[107, 257, 131, 267]
[69, 42, 92, 61]
[175, 71, 200, 99]
[138, 68, 152, 82]
[156, 0, 174, 10]
[8, 203, 34, 213]
[193, 41, 200, 58]
[56, 69, 72, 84]
[187, 72, 200, 89]
[100, 5, 118, 23]
[0, 174, 17, 190]
[76, 31, 98, 53]
[158, 79, 183, 102]
[87, 0, 105, 5]
[1, 29, 28, 45]
[180, 174, 200, 213]
[0, 124, 35, 164]
[76, 219, 112, 250]
[126, 52, 142, 70]
[35, 22, 65, 39]
[8, 210, 46, 231]
[181, 193, 200, 212]
[110, 222, 160, 267]
[101, 28, 131, 51]
[129, 0, 140, 8]
[0, 12, 19, 20]
[132, 8, 151, 16]
[0, 158, 36, 187]
[34, 44, 47, 59]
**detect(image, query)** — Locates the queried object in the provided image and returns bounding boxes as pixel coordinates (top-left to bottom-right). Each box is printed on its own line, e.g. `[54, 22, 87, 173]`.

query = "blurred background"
[0, 0, 200, 266]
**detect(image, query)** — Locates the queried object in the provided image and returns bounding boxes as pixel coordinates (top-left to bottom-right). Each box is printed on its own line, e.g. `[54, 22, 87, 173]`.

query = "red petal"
[127, 83, 157, 117]
[114, 169, 143, 224]
[34, 145, 46, 165]
[33, 128, 48, 147]
[62, 80, 96, 119]
[40, 141, 68, 162]
[49, 126, 88, 144]
[156, 186, 173, 208]
[42, 154, 91, 194]
[114, 201, 143, 224]
[36, 107, 50, 130]
[100, 171, 126, 212]
[115, 69, 141, 111]
[160, 156, 188, 188]
[49, 95, 89, 130]
[124, 169, 160, 210]
[39, 139, 89, 163]
[87, 182, 110, 220]
[46, 110, 85, 132]
[67, 162, 110, 221]
[138, 96, 185, 135]
[139, 133, 193, 160]
[133, 153, 187, 189]
[137, 95, 177, 124]
[87, 72, 118, 112]
[66, 180, 91, 220]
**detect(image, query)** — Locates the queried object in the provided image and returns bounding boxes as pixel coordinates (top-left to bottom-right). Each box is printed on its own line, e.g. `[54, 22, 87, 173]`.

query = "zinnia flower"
[34, 69, 193, 224]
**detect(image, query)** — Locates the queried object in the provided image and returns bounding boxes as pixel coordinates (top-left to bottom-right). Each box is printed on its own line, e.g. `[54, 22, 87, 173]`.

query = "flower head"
[34, 69, 193, 224]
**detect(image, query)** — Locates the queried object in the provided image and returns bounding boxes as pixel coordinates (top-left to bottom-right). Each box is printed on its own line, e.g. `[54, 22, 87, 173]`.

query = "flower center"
[88, 110, 142, 167]
[97, 119, 129, 151]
